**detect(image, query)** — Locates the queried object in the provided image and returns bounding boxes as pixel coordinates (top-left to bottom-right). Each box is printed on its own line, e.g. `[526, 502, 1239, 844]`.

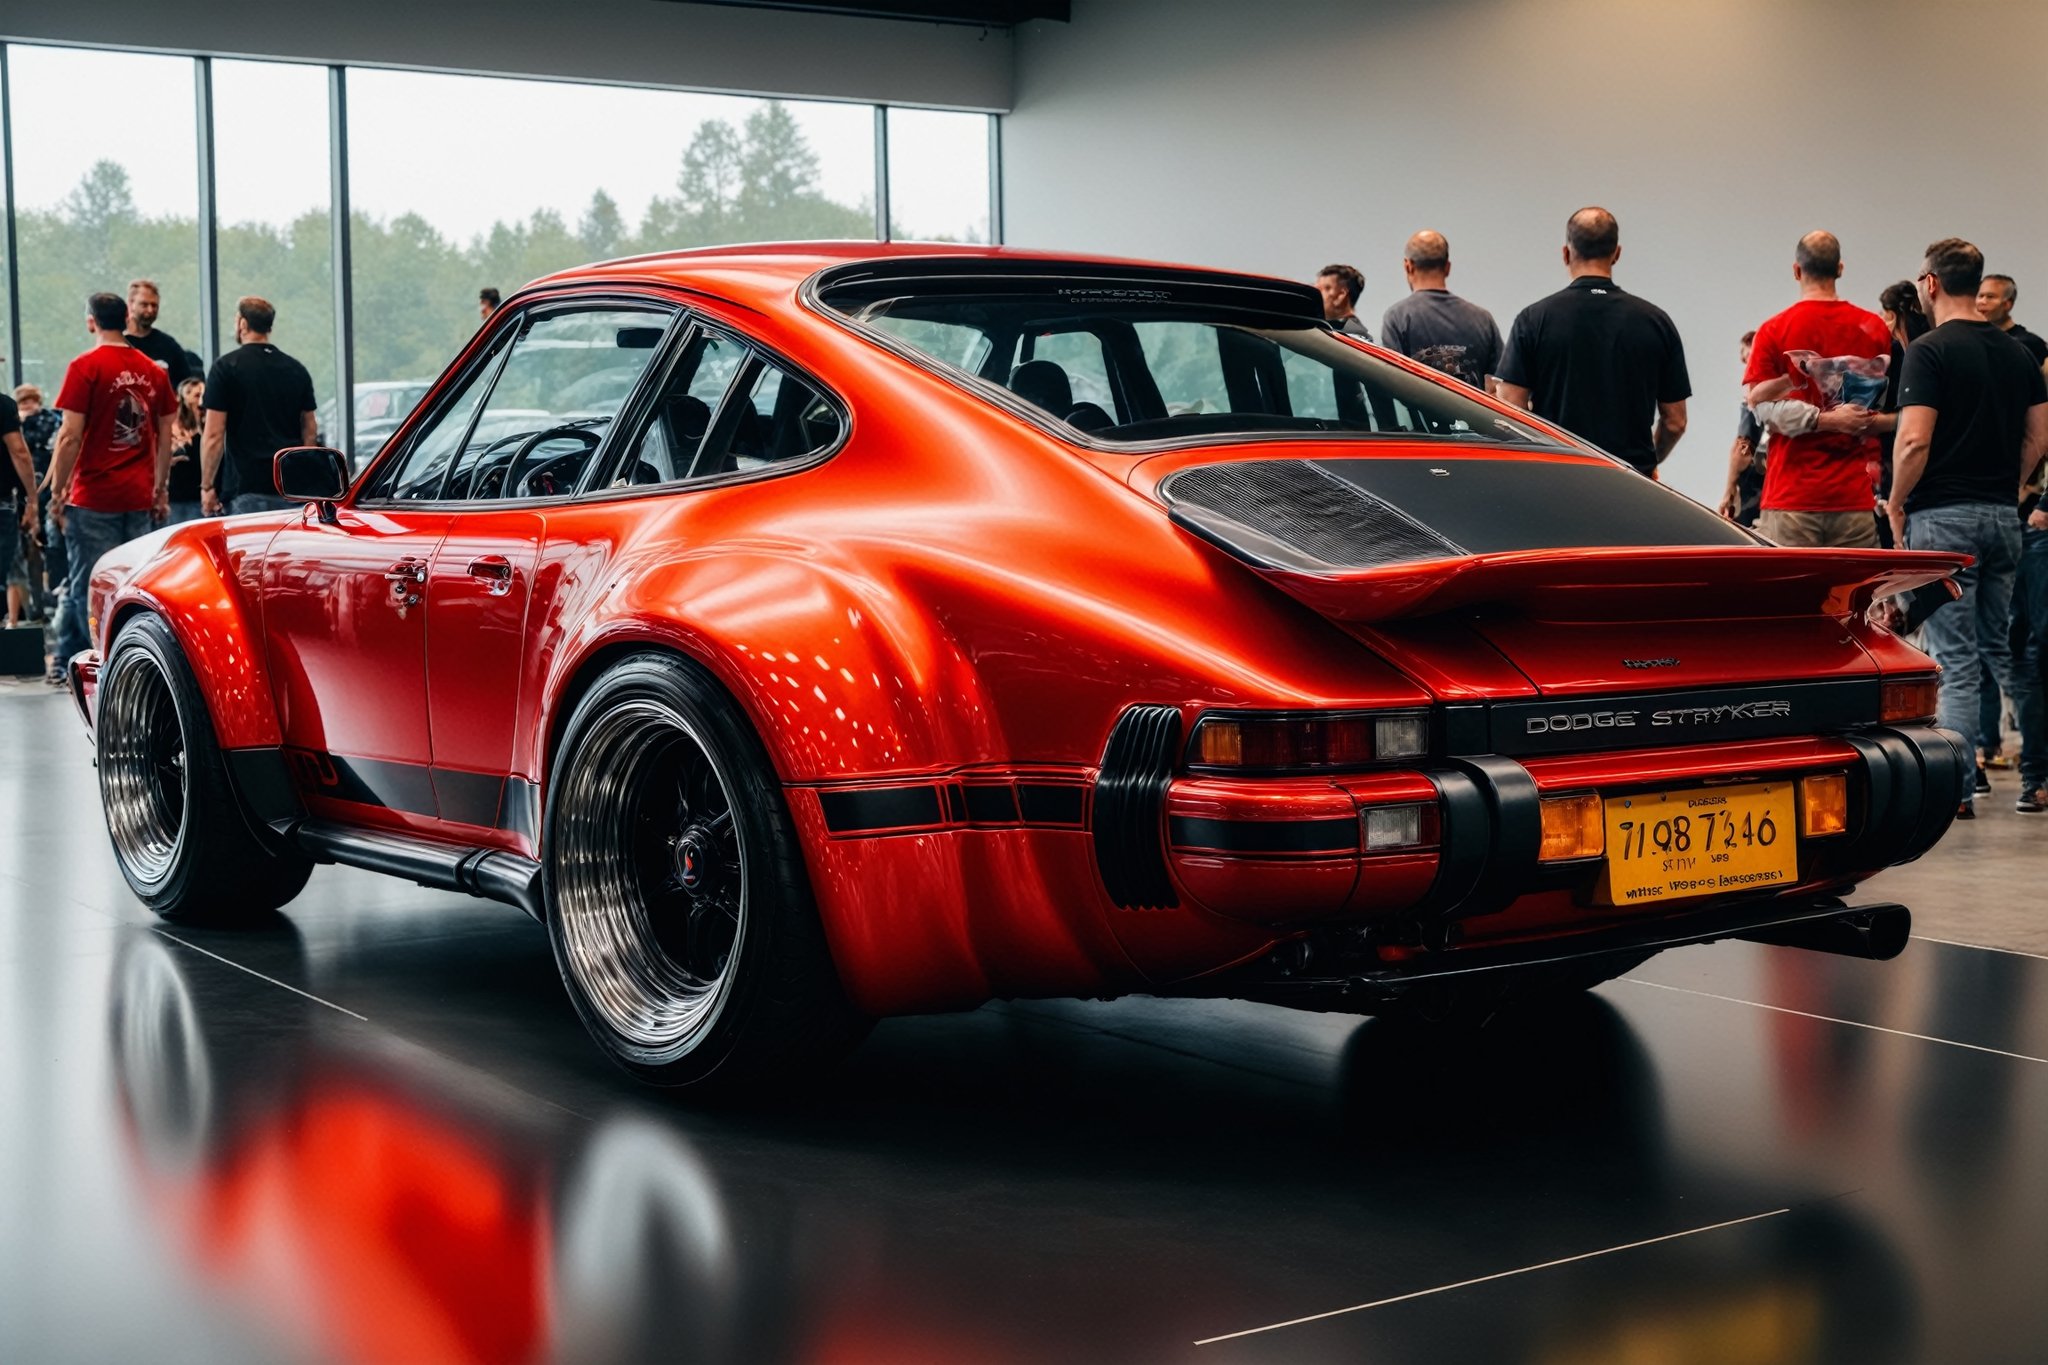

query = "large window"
[344, 70, 876, 393]
[213, 61, 334, 432]
[0, 41, 999, 411]
[887, 108, 993, 244]
[6, 47, 200, 394]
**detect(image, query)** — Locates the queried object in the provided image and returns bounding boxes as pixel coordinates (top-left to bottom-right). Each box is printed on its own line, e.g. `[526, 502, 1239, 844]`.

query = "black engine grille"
[1160, 461, 1461, 573]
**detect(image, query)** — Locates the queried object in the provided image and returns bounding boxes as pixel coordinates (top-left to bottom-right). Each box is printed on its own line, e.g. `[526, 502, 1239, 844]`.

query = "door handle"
[383, 557, 427, 607]
[467, 556, 515, 596]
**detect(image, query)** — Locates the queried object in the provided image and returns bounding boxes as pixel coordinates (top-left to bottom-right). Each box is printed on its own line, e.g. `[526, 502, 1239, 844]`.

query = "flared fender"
[95, 520, 284, 750]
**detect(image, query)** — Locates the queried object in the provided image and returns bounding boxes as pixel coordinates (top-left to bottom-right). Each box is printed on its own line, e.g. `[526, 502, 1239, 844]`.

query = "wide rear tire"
[97, 614, 313, 922]
[542, 652, 867, 1091]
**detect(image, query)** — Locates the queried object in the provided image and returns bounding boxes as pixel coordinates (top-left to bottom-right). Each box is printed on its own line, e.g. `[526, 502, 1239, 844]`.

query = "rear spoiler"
[1238, 546, 1968, 624]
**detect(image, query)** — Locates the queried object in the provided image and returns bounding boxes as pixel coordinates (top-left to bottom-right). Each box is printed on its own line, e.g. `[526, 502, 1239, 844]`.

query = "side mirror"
[274, 446, 349, 523]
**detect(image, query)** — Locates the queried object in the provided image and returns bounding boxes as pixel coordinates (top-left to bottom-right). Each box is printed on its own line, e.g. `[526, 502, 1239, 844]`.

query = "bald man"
[1739, 230, 1892, 547]
[1380, 230, 1501, 390]
[1496, 207, 1690, 477]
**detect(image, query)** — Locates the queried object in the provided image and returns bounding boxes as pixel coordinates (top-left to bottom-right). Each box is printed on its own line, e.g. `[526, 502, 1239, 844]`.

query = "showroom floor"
[3, 681, 2046, 1365]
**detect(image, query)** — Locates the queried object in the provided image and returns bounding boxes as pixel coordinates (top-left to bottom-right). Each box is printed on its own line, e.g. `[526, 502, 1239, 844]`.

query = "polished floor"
[4, 681, 2047, 1365]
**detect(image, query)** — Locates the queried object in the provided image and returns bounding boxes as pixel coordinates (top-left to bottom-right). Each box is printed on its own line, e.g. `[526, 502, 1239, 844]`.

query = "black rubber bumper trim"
[1168, 814, 1359, 855]
[1092, 705, 1182, 909]
[1424, 754, 1542, 923]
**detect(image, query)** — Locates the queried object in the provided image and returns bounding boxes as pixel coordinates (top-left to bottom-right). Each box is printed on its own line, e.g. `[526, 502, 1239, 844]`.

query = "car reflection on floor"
[104, 926, 1926, 1365]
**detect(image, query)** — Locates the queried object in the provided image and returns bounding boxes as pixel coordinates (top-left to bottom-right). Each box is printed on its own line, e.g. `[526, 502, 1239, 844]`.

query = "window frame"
[351, 287, 852, 511]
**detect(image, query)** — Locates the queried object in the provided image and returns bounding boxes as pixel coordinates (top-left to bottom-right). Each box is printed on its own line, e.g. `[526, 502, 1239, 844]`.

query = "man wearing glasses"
[1892, 238, 2048, 815]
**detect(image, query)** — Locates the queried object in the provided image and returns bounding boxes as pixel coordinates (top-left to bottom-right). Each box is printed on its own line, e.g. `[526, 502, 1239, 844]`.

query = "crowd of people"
[0, 279, 321, 685]
[1320, 208, 2048, 817]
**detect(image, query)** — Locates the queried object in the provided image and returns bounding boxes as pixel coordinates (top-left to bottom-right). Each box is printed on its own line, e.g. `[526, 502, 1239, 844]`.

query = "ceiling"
[665, 0, 1068, 26]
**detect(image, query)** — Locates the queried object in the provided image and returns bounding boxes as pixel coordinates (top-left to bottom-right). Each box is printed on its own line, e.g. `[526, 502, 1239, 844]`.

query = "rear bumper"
[1146, 724, 1966, 930]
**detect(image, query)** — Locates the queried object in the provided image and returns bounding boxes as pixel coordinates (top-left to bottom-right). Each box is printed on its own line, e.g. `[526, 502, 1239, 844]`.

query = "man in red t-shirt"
[1738, 231, 1893, 547]
[45, 291, 175, 677]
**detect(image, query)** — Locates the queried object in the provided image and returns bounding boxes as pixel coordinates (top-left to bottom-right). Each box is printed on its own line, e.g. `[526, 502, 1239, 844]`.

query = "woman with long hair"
[164, 376, 206, 525]
[1871, 280, 1931, 547]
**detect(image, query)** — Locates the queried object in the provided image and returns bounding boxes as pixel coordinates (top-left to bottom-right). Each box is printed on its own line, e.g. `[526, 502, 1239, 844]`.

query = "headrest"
[667, 393, 712, 442]
[1010, 359, 1073, 415]
[1066, 402, 1114, 432]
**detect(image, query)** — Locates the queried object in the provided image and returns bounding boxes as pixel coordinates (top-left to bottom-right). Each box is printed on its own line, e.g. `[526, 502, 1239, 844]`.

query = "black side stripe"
[286, 747, 534, 838]
[816, 778, 1091, 836]
[1169, 815, 1360, 855]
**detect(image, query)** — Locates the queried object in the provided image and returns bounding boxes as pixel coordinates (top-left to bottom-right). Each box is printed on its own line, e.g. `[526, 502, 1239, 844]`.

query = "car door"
[423, 303, 676, 841]
[261, 326, 519, 826]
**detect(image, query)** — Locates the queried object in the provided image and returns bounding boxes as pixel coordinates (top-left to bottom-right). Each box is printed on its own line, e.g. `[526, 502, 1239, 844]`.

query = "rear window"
[817, 261, 1565, 452]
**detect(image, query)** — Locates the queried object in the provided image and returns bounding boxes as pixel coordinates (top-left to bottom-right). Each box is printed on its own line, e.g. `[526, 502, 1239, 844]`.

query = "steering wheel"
[519, 446, 601, 498]
[502, 424, 603, 499]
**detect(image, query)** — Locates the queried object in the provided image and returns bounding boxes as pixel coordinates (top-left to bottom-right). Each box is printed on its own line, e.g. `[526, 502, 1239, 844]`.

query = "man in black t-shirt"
[1495, 207, 1690, 476]
[1976, 274, 2048, 371]
[200, 296, 318, 515]
[1893, 239, 2048, 815]
[124, 278, 193, 389]
[1380, 230, 1502, 390]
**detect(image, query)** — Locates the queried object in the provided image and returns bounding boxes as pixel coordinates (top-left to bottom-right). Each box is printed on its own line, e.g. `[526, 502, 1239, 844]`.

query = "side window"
[1022, 329, 1115, 415]
[441, 307, 669, 501]
[613, 329, 745, 487]
[871, 315, 992, 372]
[702, 356, 842, 475]
[1135, 322, 1226, 415]
[1279, 346, 1340, 420]
[366, 340, 507, 501]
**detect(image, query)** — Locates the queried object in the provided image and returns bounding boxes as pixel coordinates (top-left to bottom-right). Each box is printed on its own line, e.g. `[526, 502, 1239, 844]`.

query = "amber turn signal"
[1538, 792, 1605, 862]
[1879, 677, 1939, 725]
[1800, 772, 1849, 838]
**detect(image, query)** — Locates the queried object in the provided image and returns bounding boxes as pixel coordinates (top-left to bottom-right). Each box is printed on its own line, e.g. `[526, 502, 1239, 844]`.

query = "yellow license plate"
[1601, 782, 1798, 906]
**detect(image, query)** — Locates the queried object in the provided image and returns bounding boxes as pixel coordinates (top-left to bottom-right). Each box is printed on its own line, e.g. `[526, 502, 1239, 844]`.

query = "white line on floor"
[1912, 934, 2048, 963]
[1191, 1208, 1789, 1347]
[153, 928, 369, 1022]
[1618, 977, 2048, 1066]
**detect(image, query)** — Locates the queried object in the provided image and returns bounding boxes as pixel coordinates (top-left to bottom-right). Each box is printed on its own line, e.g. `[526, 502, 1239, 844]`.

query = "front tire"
[542, 653, 866, 1090]
[97, 614, 313, 922]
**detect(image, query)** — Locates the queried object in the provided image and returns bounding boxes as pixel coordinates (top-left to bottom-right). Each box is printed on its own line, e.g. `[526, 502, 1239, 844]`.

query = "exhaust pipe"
[1736, 903, 1911, 961]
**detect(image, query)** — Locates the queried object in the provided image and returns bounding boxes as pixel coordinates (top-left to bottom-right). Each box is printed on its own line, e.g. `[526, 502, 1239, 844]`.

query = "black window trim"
[799, 258, 1577, 460]
[354, 291, 684, 510]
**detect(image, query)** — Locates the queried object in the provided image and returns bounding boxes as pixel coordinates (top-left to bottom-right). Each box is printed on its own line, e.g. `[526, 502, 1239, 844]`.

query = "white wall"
[1004, 0, 2048, 504]
[2, 0, 1012, 110]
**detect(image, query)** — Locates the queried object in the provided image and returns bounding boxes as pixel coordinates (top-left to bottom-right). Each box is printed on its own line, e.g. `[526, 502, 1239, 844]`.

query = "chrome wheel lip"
[552, 696, 748, 1056]
[99, 646, 189, 890]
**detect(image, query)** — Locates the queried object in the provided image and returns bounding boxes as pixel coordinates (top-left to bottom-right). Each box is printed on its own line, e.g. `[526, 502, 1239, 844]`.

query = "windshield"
[819, 266, 1564, 450]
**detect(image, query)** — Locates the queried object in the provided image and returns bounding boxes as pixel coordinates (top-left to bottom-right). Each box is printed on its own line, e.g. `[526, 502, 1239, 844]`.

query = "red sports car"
[74, 244, 1968, 1090]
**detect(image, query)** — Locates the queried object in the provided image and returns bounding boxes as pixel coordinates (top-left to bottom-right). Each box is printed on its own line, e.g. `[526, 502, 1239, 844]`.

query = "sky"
[4, 45, 992, 245]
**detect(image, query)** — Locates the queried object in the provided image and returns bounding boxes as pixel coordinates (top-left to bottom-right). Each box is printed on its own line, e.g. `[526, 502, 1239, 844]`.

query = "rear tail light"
[1800, 772, 1850, 837]
[1880, 677, 1939, 725]
[1363, 802, 1440, 852]
[1191, 711, 1429, 772]
[1538, 793, 1605, 862]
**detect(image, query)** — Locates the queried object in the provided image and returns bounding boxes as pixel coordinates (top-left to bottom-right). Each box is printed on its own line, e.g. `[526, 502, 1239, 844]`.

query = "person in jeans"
[17, 385, 65, 623]
[45, 292, 175, 683]
[1891, 239, 2048, 815]
[0, 389, 37, 627]
[199, 296, 318, 515]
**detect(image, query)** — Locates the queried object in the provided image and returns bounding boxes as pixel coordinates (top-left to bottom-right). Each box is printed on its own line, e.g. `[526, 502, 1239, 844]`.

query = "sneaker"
[1989, 752, 2017, 770]
[1957, 802, 1976, 820]
[2020, 789, 2047, 815]
[1974, 772, 1992, 794]
[44, 665, 66, 688]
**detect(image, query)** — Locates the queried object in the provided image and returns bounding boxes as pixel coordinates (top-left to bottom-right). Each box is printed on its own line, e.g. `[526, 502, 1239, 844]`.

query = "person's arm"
[6, 432, 32, 529]
[200, 410, 228, 516]
[1495, 381, 1533, 412]
[2021, 401, 2048, 503]
[1652, 399, 1688, 464]
[301, 409, 319, 446]
[45, 412, 86, 530]
[1890, 406, 1937, 545]
[1718, 434, 1756, 519]
[1746, 377, 1794, 406]
[152, 415, 173, 521]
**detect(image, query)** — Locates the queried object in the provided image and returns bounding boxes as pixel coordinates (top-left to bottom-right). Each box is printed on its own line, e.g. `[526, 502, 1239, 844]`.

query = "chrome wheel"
[99, 650, 189, 887]
[552, 698, 747, 1054]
